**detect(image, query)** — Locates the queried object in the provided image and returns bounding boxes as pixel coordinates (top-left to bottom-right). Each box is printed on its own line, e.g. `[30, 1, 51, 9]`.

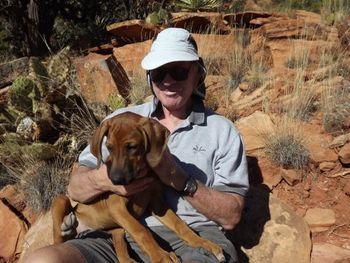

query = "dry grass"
[263, 116, 310, 169]
[0, 141, 74, 212]
[285, 45, 310, 70]
[321, 0, 350, 25]
[128, 73, 152, 105]
[244, 61, 268, 91]
[321, 83, 350, 134]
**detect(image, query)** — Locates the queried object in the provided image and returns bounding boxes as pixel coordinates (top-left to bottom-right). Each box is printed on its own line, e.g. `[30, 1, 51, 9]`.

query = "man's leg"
[126, 225, 238, 263]
[24, 243, 86, 263]
[64, 230, 119, 263]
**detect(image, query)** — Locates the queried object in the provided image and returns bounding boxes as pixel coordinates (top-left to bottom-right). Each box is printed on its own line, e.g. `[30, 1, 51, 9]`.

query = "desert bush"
[264, 116, 310, 169]
[321, 84, 350, 133]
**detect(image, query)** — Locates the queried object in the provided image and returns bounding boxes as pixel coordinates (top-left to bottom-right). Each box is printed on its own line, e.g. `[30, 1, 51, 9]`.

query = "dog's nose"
[109, 170, 133, 185]
[110, 176, 126, 185]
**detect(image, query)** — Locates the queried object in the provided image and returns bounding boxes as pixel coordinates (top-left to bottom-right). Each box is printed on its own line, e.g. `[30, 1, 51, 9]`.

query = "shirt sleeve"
[78, 137, 109, 169]
[213, 128, 249, 197]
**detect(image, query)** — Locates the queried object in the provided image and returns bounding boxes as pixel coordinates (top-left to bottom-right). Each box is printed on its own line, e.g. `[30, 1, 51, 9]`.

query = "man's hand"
[68, 164, 154, 203]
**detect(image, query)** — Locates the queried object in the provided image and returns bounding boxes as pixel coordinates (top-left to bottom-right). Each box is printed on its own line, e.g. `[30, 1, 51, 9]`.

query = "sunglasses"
[149, 65, 192, 83]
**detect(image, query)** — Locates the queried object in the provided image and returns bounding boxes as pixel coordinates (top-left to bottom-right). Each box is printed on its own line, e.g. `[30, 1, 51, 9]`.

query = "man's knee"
[24, 244, 85, 263]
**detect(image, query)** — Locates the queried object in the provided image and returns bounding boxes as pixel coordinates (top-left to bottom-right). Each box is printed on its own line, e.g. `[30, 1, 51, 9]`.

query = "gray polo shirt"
[79, 98, 249, 228]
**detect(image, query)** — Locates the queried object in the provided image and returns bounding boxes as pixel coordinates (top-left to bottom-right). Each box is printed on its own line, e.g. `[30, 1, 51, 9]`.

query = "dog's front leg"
[51, 195, 74, 244]
[149, 195, 225, 262]
[108, 197, 179, 263]
[110, 228, 136, 263]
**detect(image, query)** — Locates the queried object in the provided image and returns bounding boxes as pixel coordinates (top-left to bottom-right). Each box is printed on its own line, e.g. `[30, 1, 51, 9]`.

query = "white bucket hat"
[141, 28, 200, 70]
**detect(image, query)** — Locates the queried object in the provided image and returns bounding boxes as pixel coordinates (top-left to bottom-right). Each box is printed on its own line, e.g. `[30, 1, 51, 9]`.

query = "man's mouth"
[163, 90, 180, 96]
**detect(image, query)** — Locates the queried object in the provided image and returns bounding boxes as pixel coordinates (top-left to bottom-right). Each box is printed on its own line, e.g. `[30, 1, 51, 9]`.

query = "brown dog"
[52, 112, 224, 263]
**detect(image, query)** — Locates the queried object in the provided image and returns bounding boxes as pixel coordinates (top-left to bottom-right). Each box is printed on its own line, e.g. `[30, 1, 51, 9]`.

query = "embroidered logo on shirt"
[193, 145, 206, 153]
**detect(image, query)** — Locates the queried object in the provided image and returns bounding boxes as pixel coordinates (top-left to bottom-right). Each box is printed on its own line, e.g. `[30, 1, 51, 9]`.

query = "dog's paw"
[201, 240, 225, 262]
[60, 211, 78, 238]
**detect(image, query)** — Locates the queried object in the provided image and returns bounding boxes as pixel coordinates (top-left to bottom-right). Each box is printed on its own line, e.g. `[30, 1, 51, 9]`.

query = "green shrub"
[107, 94, 127, 111]
[9, 77, 39, 112]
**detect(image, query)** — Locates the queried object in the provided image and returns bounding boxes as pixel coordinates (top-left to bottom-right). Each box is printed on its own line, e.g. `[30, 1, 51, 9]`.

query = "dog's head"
[90, 112, 170, 185]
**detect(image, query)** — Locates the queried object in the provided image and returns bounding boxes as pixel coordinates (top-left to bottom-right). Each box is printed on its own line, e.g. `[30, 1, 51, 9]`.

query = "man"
[25, 27, 249, 263]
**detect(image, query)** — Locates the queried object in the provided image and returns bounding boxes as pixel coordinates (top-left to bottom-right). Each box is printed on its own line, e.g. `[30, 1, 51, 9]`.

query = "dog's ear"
[140, 119, 170, 167]
[90, 120, 110, 167]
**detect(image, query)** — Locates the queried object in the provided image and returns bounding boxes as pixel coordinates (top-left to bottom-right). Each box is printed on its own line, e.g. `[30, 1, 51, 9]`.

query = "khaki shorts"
[67, 225, 238, 263]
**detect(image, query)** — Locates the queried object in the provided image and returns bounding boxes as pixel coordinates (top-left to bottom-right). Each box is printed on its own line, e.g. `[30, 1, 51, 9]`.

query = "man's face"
[150, 61, 199, 112]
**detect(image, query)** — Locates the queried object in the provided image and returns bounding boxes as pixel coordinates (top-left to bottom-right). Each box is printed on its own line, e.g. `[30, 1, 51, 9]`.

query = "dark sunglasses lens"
[150, 68, 166, 83]
[171, 67, 189, 81]
[150, 66, 189, 83]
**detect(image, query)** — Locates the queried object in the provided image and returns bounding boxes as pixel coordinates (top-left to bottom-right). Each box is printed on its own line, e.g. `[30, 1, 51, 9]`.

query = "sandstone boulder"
[339, 143, 350, 164]
[229, 185, 312, 263]
[0, 199, 28, 261]
[235, 111, 275, 153]
[74, 53, 130, 104]
[18, 212, 53, 263]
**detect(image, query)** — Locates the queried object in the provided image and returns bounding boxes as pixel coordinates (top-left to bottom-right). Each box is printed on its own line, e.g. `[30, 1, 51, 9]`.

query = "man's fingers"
[111, 177, 154, 196]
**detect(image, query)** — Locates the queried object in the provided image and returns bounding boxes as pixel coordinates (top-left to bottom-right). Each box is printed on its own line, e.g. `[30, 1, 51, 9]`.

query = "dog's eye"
[125, 143, 138, 152]
[106, 144, 113, 152]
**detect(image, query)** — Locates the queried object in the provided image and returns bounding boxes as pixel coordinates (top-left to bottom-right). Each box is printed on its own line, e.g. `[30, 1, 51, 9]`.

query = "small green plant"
[264, 117, 310, 169]
[107, 94, 127, 111]
[176, 0, 223, 12]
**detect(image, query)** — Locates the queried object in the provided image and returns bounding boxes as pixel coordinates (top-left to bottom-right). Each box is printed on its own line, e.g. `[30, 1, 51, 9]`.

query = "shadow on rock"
[227, 156, 271, 263]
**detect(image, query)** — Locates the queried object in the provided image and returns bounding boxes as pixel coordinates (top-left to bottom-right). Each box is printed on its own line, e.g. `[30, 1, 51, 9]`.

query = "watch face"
[184, 177, 198, 196]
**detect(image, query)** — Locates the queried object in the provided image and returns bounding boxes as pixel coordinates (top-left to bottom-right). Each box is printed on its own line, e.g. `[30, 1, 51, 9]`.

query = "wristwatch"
[180, 176, 198, 197]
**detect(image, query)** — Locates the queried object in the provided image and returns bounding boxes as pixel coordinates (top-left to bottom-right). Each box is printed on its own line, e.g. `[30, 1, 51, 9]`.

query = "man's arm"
[185, 183, 244, 230]
[152, 149, 245, 230]
[68, 163, 154, 203]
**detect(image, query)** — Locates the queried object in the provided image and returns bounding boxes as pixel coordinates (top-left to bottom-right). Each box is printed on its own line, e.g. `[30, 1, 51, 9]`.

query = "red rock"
[339, 143, 350, 165]
[0, 199, 27, 260]
[74, 53, 131, 104]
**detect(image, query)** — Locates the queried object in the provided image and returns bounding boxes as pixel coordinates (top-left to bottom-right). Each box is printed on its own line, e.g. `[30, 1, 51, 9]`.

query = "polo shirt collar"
[151, 97, 206, 126]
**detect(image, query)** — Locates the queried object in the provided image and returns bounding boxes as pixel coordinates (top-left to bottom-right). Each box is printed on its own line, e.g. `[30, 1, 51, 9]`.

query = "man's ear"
[90, 120, 110, 167]
[140, 119, 170, 167]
